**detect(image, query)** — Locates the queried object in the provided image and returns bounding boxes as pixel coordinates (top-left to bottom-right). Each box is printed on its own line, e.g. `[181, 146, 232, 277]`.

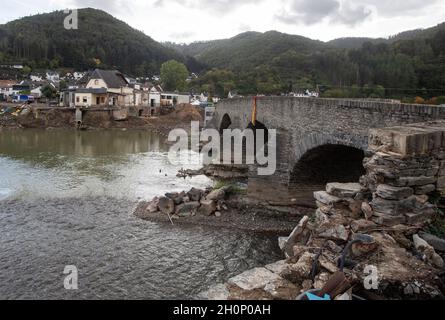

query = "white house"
[73, 72, 86, 80]
[46, 71, 60, 82]
[160, 92, 190, 106]
[0, 80, 16, 98]
[30, 87, 43, 98]
[30, 75, 44, 82]
[148, 85, 163, 107]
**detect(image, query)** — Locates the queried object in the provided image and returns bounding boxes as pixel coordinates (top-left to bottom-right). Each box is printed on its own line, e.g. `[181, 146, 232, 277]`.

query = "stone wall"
[314, 121, 445, 227]
[211, 97, 445, 186]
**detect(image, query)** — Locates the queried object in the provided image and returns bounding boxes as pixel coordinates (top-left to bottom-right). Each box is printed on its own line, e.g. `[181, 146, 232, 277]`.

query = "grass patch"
[213, 180, 247, 195]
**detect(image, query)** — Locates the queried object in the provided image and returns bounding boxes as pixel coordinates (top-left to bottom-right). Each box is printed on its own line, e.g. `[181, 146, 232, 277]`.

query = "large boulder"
[175, 201, 200, 217]
[205, 188, 226, 201]
[145, 197, 160, 213]
[187, 188, 203, 202]
[166, 192, 185, 205]
[158, 197, 175, 215]
[198, 199, 217, 216]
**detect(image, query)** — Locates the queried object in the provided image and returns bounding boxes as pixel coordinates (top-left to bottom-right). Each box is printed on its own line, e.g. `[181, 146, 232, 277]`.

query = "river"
[0, 129, 282, 300]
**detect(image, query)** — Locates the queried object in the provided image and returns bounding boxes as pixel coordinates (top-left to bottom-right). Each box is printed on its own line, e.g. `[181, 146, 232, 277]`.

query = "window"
[76, 97, 80, 103]
[83, 97, 88, 103]
[94, 79, 99, 85]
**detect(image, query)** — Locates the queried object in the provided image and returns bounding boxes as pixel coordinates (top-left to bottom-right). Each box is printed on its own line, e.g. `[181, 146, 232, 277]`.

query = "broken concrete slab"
[283, 216, 309, 256]
[326, 183, 363, 198]
[314, 191, 343, 205]
[227, 267, 299, 300]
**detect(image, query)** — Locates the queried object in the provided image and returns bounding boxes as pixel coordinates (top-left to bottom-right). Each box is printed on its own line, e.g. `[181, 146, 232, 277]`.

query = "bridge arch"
[289, 133, 367, 194]
[219, 114, 232, 134]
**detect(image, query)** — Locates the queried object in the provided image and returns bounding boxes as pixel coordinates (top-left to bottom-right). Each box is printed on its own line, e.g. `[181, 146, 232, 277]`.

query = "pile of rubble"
[200, 180, 445, 300]
[200, 122, 445, 300]
[137, 187, 230, 220]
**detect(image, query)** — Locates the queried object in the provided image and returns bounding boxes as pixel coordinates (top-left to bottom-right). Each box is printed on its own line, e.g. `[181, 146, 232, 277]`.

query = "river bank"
[0, 103, 203, 137]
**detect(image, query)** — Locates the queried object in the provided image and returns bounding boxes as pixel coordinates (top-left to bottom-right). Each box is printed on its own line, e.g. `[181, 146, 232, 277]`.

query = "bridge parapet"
[210, 97, 445, 201]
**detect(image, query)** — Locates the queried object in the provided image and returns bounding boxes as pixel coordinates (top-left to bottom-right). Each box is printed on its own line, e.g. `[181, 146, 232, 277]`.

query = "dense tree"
[41, 85, 57, 99]
[160, 60, 189, 91]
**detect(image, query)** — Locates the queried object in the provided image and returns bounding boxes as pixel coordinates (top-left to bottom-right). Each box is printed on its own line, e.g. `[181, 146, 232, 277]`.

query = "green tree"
[160, 60, 189, 91]
[41, 85, 57, 100]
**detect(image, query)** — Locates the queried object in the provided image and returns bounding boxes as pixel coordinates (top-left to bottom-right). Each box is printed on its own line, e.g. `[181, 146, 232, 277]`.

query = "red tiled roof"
[0, 80, 16, 88]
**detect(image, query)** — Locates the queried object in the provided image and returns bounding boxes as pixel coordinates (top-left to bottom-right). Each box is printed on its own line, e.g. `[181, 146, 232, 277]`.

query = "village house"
[46, 71, 60, 82]
[30, 74, 44, 82]
[58, 69, 192, 117]
[59, 69, 153, 117]
[60, 69, 130, 107]
[0, 80, 16, 101]
[160, 92, 190, 107]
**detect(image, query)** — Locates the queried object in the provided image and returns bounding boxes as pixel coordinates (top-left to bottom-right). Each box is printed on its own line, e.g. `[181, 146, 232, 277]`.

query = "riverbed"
[0, 129, 282, 299]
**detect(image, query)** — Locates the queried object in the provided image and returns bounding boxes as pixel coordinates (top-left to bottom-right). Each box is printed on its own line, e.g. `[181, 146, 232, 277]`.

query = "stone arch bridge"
[208, 97, 445, 203]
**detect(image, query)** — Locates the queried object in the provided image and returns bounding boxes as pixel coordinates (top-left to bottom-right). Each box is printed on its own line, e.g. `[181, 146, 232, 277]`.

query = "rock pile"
[361, 123, 445, 226]
[201, 182, 443, 300]
[140, 186, 230, 220]
[200, 122, 445, 300]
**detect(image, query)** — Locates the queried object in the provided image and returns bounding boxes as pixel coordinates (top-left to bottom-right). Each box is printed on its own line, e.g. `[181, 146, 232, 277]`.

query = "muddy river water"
[0, 129, 282, 299]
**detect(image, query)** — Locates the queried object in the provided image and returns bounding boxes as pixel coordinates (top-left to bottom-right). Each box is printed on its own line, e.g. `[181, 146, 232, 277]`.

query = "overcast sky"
[1, 0, 445, 43]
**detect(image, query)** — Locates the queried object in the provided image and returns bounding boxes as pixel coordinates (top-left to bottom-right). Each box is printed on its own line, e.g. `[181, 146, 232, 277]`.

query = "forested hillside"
[0, 8, 203, 75]
[1, 8, 445, 101]
[177, 24, 445, 100]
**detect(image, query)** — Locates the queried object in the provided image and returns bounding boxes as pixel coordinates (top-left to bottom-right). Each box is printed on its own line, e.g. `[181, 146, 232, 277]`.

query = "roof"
[74, 88, 108, 94]
[0, 80, 16, 88]
[162, 92, 191, 96]
[90, 69, 128, 88]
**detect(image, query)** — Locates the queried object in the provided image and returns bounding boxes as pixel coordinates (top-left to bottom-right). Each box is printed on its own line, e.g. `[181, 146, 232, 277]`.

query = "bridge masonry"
[209, 97, 445, 199]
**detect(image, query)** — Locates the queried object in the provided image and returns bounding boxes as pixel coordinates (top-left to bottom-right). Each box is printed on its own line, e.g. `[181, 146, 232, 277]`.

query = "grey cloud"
[333, 2, 371, 26]
[359, 0, 440, 17]
[276, 0, 438, 26]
